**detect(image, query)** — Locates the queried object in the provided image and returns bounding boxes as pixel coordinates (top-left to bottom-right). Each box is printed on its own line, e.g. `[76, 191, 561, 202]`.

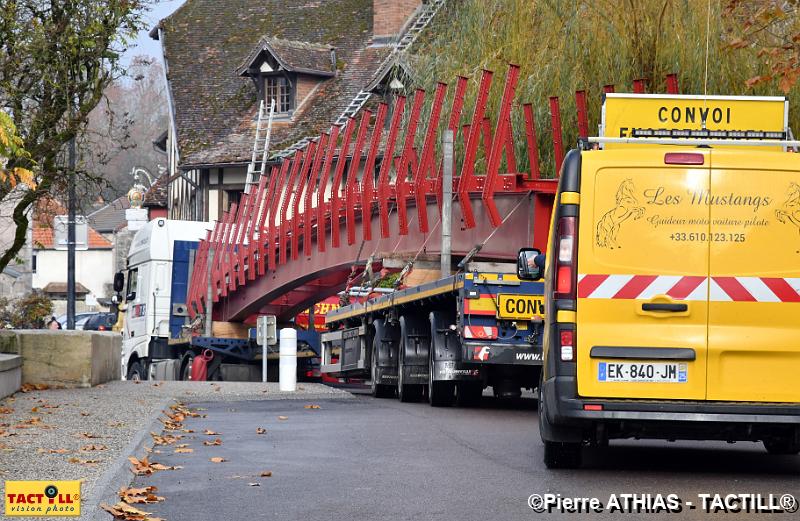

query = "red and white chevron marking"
[464, 325, 498, 340]
[578, 274, 800, 303]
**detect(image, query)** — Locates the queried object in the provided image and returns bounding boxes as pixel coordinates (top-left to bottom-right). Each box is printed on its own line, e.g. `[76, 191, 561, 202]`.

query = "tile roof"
[157, 0, 391, 168]
[144, 173, 169, 208]
[42, 282, 90, 294]
[32, 198, 113, 250]
[87, 196, 131, 233]
[236, 37, 336, 77]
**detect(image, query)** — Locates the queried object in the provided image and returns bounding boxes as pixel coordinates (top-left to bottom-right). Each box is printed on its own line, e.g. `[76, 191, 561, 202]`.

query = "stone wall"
[0, 330, 121, 388]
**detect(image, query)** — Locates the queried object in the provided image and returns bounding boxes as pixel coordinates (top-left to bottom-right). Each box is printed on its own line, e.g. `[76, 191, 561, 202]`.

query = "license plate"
[496, 294, 545, 320]
[598, 362, 687, 383]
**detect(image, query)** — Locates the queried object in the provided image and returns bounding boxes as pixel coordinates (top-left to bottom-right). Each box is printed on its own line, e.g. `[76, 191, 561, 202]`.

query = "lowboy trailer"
[321, 269, 546, 406]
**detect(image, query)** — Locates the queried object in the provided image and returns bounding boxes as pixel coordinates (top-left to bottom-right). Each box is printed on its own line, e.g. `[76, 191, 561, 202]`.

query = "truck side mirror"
[126, 291, 136, 302]
[517, 248, 544, 281]
[113, 272, 125, 293]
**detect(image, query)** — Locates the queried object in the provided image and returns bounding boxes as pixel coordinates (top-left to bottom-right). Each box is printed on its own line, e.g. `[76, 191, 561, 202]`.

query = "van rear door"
[576, 149, 710, 400]
[706, 149, 800, 402]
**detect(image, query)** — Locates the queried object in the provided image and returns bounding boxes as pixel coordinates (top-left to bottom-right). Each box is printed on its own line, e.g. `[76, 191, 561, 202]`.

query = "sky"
[122, 1, 186, 65]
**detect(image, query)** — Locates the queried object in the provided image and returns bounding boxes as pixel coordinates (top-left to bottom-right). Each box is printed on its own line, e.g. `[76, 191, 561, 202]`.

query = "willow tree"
[0, 0, 150, 272]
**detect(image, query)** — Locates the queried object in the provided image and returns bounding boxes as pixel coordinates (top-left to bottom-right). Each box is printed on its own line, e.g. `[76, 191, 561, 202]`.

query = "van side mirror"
[113, 272, 125, 293]
[126, 291, 136, 302]
[517, 248, 544, 280]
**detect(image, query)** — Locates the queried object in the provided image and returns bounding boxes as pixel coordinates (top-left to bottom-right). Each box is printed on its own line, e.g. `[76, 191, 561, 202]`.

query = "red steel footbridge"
[185, 66, 681, 324]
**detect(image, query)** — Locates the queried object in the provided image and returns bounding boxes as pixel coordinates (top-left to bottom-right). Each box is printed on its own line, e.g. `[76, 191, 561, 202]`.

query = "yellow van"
[519, 94, 800, 468]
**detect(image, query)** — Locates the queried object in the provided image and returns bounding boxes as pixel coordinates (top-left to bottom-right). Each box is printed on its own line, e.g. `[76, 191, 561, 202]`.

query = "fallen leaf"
[128, 456, 181, 475]
[30, 406, 39, 413]
[152, 382, 163, 387]
[100, 501, 164, 520]
[256, 428, 267, 435]
[80, 412, 91, 417]
[20, 383, 50, 393]
[68, 457, 100, 465]
[260, 471, 272, 477]
[277, 416, 288, 421]
[175, 443, 189, 448]
[203, 429, 220, 435]
[37, 448, 70, 454]
[108, 420, 125, 428]
[203, 438, 222, 446]
[79, 432, 101, 439]
[81, 444, 108, 451]
[304, 404, 321, 409]
[210, 457, 227, 463]
[134, 380, 141, 384]
[174, 447, 193, 453]
[119, 486, 164, 505]
[0, 407, 12, 414]
[247, 482, 260, 487]
[150, 432, 181, 446]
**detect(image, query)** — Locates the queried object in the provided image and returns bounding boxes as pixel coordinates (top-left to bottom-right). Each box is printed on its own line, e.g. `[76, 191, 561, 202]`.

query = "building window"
[32, 253, 37, 273]
[264, 75, 293, 113]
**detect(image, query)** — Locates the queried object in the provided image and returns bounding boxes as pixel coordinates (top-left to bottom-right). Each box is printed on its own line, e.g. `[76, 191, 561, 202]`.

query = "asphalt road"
[129, 391, 800, 520]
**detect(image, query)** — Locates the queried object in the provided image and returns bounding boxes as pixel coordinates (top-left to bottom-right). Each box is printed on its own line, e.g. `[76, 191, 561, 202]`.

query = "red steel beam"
[396, 89, 426, 236]
[247, 174, 269, 281]
[633, 78, 646, 93]
[549, 96, 564, 178]
[345, 110, 372, 245]
[330, 118, 356, 248]
[316, 126, 339, 253]
[361, 103, 387, 242]
[413, 82, 448, 234]
[280, 151, 303, 265]
[228, 194, 249, 292]
[458, 69, 493, 229]
[377, 96, 406, 238]
[482, 64, 520, 227]
[219, 203, 238, 297]
[522, 103, 541, 180]
[292, 140, 316, 260]
[666, 73, 679, 94]
[268, 161, 290, 271]
[259, 166, 280, 275]
[305, 133, 328, 257]
[603, 84, 615, 94]
[436, 76, 467, 211]
[208, 216, 226, 301]
[575, 90, 589, 139]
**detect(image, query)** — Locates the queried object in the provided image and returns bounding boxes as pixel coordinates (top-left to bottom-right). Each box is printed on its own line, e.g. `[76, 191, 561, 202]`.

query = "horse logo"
[775, 182, 800, 252]
[595, 179, 645, 249]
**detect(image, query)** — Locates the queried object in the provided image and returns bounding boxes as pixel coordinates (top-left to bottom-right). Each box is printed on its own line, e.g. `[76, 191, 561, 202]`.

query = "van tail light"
[98, 325, 106, 331]
[554, 216, 578, 300]
[560, 330, 575, 361]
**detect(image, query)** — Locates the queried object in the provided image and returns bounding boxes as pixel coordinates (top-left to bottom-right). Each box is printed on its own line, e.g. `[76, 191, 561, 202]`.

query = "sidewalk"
[0, 380, 353, 520]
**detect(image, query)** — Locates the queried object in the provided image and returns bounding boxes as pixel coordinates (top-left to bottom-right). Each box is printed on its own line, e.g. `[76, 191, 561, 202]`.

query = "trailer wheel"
[397, 344, 423, 403]
[428, 354, 454, 407]
[371, 336, 395, 399]
[180, 352, 195, 381]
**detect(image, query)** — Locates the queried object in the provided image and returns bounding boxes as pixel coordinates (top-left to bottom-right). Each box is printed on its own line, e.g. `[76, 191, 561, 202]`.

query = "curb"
[84, 397, 172, 521]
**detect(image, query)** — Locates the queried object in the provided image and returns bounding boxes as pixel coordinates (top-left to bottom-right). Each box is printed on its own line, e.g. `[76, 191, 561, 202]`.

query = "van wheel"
[543, 440, 582, 469]
[763, 438, 800, 455]
[127, 360, 146, 381]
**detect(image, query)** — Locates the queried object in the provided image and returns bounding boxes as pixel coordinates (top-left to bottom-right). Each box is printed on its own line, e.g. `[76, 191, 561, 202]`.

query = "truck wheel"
[543, 440, 582, 469]
[428, 355, 454, 407]
[763, 438, 800, 455]
[371, 337, 395, 399]
[127, 360, 146, 381]
[456, 382, 482, 407]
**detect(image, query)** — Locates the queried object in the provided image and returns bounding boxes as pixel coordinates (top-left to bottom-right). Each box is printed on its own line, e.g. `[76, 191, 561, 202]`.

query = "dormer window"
[237, 36, 337, 118]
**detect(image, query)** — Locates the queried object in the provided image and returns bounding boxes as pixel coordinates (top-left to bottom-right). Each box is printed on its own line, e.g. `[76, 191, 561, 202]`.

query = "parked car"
[82, 312, 118, 331]
[55, 312, 95, 330]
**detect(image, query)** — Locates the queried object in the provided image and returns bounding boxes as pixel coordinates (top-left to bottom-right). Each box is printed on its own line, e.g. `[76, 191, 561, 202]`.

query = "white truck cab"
[121, 218, 211, 380]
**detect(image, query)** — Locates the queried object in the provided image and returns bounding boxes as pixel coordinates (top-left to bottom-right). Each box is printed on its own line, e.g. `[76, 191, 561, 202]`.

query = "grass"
[392, 0, 797, 178]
